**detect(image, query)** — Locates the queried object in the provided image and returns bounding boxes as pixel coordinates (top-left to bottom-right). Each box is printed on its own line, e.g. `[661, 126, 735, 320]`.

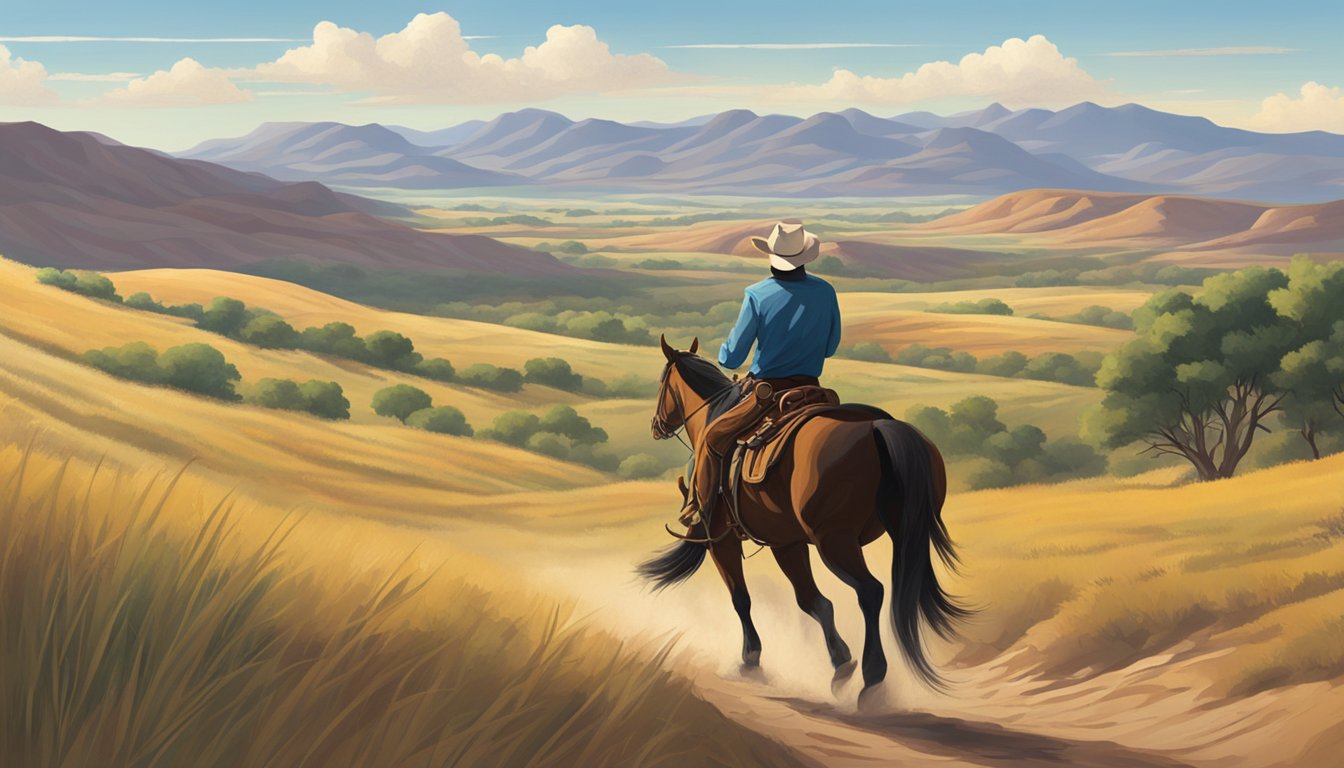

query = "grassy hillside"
[0, 441, 807, 767]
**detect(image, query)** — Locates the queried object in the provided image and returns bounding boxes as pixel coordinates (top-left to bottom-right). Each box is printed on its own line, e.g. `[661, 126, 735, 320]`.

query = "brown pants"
[684, 375, 820, 523]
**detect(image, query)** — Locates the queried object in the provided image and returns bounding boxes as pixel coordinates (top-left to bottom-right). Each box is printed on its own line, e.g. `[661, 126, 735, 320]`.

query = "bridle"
[651, 356, 737, 455]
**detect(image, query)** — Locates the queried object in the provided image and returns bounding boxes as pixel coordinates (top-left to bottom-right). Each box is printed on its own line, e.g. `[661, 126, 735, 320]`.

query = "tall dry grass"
[0, 443, 803, 768]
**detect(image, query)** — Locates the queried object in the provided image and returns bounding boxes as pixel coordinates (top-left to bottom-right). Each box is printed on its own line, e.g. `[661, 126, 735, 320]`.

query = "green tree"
[1274, 331, 1344, 459]
[538, 405, 607, 445]
[618, 453, 664, 479]
[1021, 352, 1096, 386]
[975, 351, 1028, 377]
[405, 406, 473, 437]
[840, 342, 891, 363]
[301, 322, 367, 361]
[238, 315, 302, 349]
[158, 343, 241, 400]
[459, 364, 524, 393]
[197, 297, 249, 337]
[83, 342, 163, 383]
[1087, 269, 1294, 481]
[245, 378, 306, 410]
[364, 331, 423, 371]
[125, 292, 168, 313]
[486, 411, 541, 445]
[371, 384, 432, 423]
[525, 431, 571, 459]
[523, 358, 583, 391]
[72, 271, 120, 301]
[298, 380, 350, 420]
[36, 267, 77, 290]
[415, 358, 457, 382]
[605, 373, 658, 398]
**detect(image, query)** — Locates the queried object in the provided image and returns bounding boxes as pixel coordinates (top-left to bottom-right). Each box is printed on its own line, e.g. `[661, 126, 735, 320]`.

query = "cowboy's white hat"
[750, 222, 820, 271]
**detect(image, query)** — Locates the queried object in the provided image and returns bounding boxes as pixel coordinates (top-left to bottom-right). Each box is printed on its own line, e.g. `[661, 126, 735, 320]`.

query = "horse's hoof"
[830, 660, 857, 693]
[741, 650, 761, 668]
[857, 683, 887, 712]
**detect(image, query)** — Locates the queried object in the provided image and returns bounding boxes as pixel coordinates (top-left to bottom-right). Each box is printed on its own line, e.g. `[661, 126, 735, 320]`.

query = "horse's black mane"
[673, 353, 741, 421]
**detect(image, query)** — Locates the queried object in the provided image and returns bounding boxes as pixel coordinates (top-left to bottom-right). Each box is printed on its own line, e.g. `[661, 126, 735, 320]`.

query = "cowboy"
[679, 221, 841, 527]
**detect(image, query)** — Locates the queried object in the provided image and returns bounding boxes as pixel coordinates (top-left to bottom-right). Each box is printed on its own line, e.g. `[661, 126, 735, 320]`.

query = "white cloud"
[0, 36, 302, 43]
[0, 44, 57, 105]
[777, 35, 1112, 106]
[1103, 46, 1295, 57]
[247, 12, 674, 103]
[1250, 81, 1344, 133]
[49, 71, 141, 82]
[97, 58, 254, 107]
[665, 43, 921, 50]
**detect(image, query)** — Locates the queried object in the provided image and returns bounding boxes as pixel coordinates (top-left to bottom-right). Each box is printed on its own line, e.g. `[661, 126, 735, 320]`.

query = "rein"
[652, 359, 738, 455]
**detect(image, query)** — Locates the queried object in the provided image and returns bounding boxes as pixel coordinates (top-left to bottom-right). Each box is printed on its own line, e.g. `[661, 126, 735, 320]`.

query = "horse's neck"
[679, 384, 713, 447]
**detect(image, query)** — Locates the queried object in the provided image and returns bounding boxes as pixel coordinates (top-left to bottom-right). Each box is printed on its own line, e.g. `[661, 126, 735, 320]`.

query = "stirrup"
[678, 504, 701, 527]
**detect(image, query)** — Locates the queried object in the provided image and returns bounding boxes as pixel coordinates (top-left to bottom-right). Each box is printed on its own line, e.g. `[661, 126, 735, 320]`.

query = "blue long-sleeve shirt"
[718, 272, 842, 379]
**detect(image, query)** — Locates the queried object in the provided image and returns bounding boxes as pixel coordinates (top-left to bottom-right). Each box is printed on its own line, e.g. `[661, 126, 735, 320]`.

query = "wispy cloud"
[0, 34, 495, 43]
[1103, 46, 1297, 57]
[665, 42, 921, 50]
[49, 71, 140, 82]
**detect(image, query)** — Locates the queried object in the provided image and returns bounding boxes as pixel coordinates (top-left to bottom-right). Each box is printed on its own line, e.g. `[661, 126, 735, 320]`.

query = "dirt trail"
[454, 507, 1343, 768]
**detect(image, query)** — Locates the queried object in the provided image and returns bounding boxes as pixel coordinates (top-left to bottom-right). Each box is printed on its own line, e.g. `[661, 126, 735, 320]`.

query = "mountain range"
[0, 121, 570, 276]
[181, 103, 1344, 202]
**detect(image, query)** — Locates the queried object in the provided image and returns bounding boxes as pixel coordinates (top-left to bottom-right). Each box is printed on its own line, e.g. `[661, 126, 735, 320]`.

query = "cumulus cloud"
[778, 35, 1111, 106]
[0, 44, 58, 105]
[97, 58, 254, 106]
[1250, 81, 1344, 133]
[248, 12, 674, 103]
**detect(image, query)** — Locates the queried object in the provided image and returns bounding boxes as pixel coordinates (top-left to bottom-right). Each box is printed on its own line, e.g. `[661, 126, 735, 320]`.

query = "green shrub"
[166, 302, 205, 322]
[840, 342, 892, 363]
[83, 342, 163, 384]
[459, 364, 524, 393]
[927, 298, 1013, 316]
[414, 358, 456, 382]
[405, 406, 473, 437]
[298, 380, 350, 420]
[1069, 305, 1134, 330]
[604, 373, 658, 398]
[371, 384, 432, 423]
[524, 358, 584, 391]
[37, 268, 120, 301]
[301, 322, 368, 361]
[1020, 352, 1097, 387]
[976, 351, 1028, 377]
[198, 297, 249, 337]
[525, 431, 572, 459]
[125, 292, 168, 313]
[555, 240, 588, 254]
[158, 343, 242, 401]
[364, 331, 422, 371]
[618, 454, 664, 480]
[485, 411, 542, 446]
[538, 405, 607, 445]
[245, 378, 306, 410]
[966, 460, 1015, 490]
[238, 315, 302, 349]
[894, 344, 977, 373]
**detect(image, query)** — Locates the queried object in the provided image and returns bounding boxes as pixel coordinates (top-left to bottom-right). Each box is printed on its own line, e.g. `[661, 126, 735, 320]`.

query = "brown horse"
[638, 336, 967, 699]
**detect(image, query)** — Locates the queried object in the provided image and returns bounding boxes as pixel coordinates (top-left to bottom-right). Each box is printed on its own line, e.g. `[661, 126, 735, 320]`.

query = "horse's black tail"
[872, 419, 971, 689]
[636, 540, 706, 591]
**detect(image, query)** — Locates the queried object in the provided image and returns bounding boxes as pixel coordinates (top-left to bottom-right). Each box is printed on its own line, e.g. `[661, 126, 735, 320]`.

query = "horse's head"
[651, 334, 699, 440]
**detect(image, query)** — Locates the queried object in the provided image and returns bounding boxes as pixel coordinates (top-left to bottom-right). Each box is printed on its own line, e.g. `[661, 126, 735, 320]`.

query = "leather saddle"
[731, 384, 846, 485]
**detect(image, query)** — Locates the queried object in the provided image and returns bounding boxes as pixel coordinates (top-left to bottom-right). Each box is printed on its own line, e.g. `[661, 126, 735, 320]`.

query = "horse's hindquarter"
[740, 416, 883, 545]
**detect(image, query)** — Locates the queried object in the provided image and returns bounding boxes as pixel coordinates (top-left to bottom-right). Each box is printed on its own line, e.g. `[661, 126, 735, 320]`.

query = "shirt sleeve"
[824, 288, 842, 357]
[718, 290, 758, 370]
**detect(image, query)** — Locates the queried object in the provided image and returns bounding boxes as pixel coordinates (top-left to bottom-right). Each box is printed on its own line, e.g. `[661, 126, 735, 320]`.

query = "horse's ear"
[660, 333, 675, 361]
[689, 337, 699, 355]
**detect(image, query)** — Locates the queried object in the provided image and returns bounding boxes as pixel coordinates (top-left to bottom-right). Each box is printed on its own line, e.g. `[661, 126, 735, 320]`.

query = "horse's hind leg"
[709, 535, 762, 669]
[771, 543, 854, 682]
[816, 534, 887, 697]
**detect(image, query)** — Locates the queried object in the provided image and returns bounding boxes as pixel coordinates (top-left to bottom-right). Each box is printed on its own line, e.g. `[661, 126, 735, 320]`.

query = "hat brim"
[749, 236, 773, 255]
[767, 234, 820, 271]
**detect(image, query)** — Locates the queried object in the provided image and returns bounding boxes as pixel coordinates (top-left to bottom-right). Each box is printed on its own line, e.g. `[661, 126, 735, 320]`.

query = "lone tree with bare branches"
[1086, 268, 1295, 481]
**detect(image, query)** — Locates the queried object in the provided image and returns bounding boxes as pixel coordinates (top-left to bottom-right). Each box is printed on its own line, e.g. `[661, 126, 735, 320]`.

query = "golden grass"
[0, 441, 806, 767]
[843, 310, 1130, 355]
[840, 286, 1155, 319]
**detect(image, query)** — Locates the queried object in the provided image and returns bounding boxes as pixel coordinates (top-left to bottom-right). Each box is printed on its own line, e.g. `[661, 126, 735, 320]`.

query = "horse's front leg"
[708, 535, 761, 668]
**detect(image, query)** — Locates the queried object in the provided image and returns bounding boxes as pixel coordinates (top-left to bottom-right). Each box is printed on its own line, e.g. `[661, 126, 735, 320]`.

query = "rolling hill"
[178, 102, 1344, 201]
[922, 188, 1344, 259]
[0, 121, 571, 276]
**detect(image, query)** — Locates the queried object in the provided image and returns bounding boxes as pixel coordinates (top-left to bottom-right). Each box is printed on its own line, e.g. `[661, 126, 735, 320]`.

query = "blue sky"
[2, 0, 1341, 149]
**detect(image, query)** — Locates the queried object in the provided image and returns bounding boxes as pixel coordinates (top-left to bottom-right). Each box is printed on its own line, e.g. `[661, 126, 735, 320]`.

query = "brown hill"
[0, 121, 571, 275]
[919, 188, 1344, 258]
